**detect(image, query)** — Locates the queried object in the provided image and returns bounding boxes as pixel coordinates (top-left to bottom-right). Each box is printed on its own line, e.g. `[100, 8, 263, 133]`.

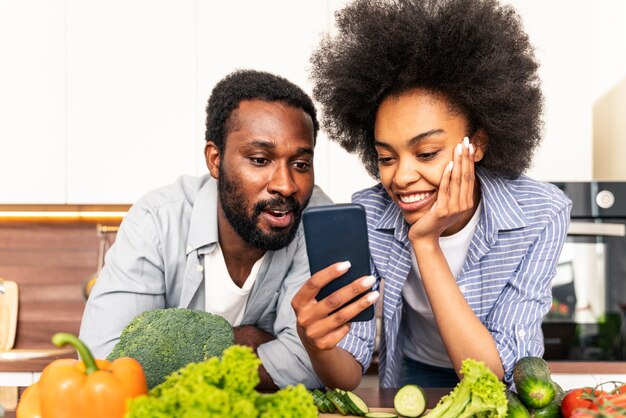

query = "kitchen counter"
[2, 362, 626, 416]
[0, 386, 456, 418]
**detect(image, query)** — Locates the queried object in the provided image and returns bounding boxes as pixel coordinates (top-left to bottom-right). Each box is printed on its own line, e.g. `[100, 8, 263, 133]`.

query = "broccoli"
[107, 308, 234, 389]
[125, 345, 318, 418]
[427, 358, 508, 418]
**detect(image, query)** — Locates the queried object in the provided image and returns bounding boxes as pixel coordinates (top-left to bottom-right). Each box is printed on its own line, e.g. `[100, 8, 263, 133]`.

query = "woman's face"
[374, 89, 485, 227]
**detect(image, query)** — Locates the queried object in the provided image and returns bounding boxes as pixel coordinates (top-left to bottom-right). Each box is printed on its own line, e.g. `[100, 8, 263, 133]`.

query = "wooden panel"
[548, 361, 626, 374]
[0, 222, 118, 350]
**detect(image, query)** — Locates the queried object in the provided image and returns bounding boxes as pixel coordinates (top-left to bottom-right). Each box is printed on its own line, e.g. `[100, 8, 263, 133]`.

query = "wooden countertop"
[0, 349, 76, 372]
[1, 386, 449, 418]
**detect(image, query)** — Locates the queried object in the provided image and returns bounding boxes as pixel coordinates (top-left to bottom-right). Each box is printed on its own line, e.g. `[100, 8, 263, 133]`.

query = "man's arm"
[234, 325, 278, 390]
[79, 208, 166, 358]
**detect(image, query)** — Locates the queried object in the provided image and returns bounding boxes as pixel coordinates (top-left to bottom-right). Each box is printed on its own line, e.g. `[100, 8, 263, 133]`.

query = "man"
[79, 69, 332, 389]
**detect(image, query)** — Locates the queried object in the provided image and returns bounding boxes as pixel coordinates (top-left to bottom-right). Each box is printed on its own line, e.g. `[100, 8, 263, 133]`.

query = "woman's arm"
[408, 138, 504, 378]
[412, 239, 505, 379]
[291, 261, 378, 389]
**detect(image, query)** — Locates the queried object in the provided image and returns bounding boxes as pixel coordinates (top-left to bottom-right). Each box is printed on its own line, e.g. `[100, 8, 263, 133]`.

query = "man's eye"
[249, 157, 270, 166]
[293, 161, 311, 170]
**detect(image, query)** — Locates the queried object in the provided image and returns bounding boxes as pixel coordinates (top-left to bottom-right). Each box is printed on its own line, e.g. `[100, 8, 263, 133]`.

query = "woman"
[292, 0, 571, 389]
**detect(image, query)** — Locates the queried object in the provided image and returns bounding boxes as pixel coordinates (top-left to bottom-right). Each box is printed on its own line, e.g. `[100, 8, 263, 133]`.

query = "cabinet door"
[0, 0, 66, 203]
[196, 0, 375, 204]
[65, 0, 199, 203]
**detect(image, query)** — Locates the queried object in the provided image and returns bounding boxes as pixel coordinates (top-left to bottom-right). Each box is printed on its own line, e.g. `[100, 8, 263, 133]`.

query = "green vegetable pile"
[508, 356, 564, 417]
[125, 344, 317, 418]
[108, 308, 234, 388]
[427, 358, 508, 417]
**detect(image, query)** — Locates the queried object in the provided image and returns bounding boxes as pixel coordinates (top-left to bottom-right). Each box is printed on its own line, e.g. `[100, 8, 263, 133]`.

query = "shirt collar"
[475, 166, 528, 234]
[186, 176, 219, 254]
[373, 166, 528, 243]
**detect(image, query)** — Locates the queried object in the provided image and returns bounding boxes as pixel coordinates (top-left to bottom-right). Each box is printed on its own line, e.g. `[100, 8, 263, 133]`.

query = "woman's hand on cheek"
[408, 136, 476, 243]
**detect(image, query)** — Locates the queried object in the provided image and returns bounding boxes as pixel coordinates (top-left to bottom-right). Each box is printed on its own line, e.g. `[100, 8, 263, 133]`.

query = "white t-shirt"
[204, 243, 266, 326]
[401, 201, 482, 368]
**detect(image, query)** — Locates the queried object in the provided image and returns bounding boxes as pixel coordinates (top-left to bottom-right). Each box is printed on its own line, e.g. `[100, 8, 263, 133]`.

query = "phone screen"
[302, 203, 374, 322]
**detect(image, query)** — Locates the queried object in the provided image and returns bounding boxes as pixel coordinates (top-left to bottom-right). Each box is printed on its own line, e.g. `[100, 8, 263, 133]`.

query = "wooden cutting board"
[0, 279, 19, 352]
[320, 408, 398, 417]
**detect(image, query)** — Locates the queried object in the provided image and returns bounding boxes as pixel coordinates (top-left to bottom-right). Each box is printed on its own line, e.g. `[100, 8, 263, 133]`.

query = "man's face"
[208, 99, 315, 251]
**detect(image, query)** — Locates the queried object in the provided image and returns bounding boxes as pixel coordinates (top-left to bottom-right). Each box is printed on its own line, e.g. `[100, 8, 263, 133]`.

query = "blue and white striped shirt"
[338, 167, 571, 387]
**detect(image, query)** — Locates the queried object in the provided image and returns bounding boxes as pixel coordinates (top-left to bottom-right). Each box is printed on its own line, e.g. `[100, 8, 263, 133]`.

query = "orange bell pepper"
[16, 332, 147, 418]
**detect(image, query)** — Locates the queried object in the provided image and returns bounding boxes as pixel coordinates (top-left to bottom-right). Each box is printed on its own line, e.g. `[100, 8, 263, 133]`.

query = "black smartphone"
[302, 203, 375, 322]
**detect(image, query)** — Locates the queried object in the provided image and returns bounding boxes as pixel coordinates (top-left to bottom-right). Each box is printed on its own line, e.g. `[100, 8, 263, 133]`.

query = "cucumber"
[505, 390, 531, 418]
[532, 401, 562, 418]
[365, 412, 398, 418]
[513, 357, 556, 409]
[532, 386, 564, 418]
[336, 389, 359, 415]
[326, 389, 351, 415]
[320, 391, 337, 413]
[393, 384, 427, 417]
[345, 391, 370, 416]
[312, 389, 329, 413]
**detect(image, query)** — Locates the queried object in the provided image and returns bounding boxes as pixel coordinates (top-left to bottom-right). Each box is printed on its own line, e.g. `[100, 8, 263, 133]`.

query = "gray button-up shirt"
[79, 174, 332, 388]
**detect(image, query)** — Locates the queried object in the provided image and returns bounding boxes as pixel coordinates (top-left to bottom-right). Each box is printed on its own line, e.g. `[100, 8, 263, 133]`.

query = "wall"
[2, 1, 626, 205]
[0, 221, 118, 349]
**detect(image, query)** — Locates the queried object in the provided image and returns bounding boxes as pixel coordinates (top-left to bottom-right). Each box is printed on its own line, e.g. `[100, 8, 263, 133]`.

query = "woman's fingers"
[300, 290, 379, 349]
[448, 142, 462, 212]
[295, 274, 376, 326]
[458, 136, 475, 210]
[436, 159, 454, 215]
[291, 261, 351, 311]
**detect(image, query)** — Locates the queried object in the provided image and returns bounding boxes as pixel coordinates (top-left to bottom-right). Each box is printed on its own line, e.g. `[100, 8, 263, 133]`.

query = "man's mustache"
[254, 197, 301, 215]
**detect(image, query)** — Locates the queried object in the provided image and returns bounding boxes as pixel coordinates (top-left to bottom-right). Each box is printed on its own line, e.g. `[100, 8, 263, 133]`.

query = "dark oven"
[542, 182, 626, 360]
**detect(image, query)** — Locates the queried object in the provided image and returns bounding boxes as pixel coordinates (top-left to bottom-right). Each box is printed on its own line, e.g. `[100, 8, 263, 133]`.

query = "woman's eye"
[377, 156, 394, 165]
[417, 151, 439, 160]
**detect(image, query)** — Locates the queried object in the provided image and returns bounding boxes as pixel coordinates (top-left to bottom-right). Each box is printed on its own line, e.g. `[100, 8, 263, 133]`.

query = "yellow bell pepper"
[16, 332, 147, 418]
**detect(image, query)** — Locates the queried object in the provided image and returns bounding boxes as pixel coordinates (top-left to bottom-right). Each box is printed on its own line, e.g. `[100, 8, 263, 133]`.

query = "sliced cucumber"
[393, 384, 427, 418]
[336, 389, 360, 415]
[344, 391, 369, 416]
[364, 412, 398, 418]
[312, 389, 329, 413]
[326, 389, 351, 415]
[321, 392, 337, 413]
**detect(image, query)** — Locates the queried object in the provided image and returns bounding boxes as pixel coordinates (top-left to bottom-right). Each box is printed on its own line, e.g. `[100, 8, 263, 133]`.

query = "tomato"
[569, 411, 595, 418]
[561, 388, 603, 418]
[598, 393, 626, 415]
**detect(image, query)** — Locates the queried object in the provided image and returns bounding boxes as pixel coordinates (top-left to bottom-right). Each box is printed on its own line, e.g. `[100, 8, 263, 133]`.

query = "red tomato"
[569, 412, 595, 418]
[598, 393, 626, 414]
[561, 388, 603, 418]
[569, 411, 595, 418]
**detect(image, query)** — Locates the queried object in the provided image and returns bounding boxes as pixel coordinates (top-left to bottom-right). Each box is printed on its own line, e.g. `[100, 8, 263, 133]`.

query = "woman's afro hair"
[311, 0, 543, 179]
[205, 69, 319, 152]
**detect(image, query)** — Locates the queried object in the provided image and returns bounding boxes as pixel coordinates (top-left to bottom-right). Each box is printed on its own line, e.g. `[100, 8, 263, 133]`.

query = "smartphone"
[302, 203, 375, 322]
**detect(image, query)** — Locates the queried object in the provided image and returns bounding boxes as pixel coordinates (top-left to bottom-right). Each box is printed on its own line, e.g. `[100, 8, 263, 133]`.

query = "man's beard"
[218, 164, 307, 251]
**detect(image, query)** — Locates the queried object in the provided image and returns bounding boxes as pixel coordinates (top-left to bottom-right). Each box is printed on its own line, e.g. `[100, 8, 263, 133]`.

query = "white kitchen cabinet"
[65, 0, 199, 203]
[0, 0, 66, 203]
[196, 0, 376, 203]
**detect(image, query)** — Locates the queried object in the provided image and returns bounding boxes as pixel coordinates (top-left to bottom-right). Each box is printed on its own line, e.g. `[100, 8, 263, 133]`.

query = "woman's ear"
[471, 129, 488, 162]
[205, 141, 220, 179]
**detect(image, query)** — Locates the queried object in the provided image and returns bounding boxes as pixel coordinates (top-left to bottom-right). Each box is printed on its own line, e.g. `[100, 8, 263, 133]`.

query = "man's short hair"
[205, 69, 319, 152]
